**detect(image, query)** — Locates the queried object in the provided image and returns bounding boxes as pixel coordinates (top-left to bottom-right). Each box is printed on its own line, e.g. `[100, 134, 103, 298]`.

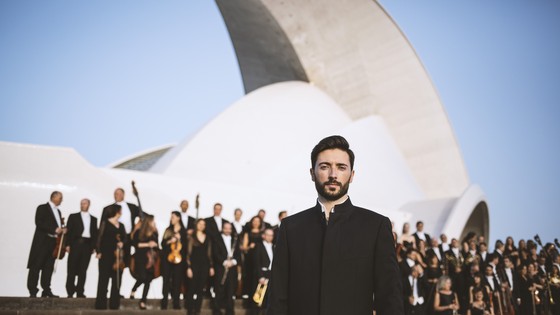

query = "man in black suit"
[268, 135, 404, 315]
[403, 265, 427, 315]
[250, 228, 274, 315]
[412, 221, 431, 249]
[65, 198, 98, 298]
[27, 191, 67, 298]
[101, 188, 139, 266]
[205, 202, 229, 242]
[271, 211, 287, 245]
[211, 222, 241, 315]
[179, 199, 196, 235]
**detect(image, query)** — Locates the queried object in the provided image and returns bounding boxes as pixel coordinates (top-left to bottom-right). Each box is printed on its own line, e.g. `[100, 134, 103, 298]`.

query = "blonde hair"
[436, 275, 452, 291]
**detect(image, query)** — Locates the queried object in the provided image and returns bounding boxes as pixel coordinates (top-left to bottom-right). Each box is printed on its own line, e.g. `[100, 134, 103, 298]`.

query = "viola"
[168, 236, 182, 264]
[113, 234, 125, 272]
[52, 217, 67, 259]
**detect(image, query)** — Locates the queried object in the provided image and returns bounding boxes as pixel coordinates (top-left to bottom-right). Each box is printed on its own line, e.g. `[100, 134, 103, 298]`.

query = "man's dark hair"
[50, 191, 62, 200]
[479, 242, 487, 247]
[278, 210, 287, 218]
[416, 221, 423, 227]
[310, 135, 355, 169]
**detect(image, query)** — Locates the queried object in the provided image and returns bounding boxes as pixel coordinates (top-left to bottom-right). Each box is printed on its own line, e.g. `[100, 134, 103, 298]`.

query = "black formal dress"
[27, 202, 62, 297]
[65, 211, 98, 297]
[160, 226, 187, 310]
[268, 198, 404, 315]
[131, 232, 159, 303]
[435, 291, 455, 315]
[469, 302, 490, 315]
[243, 231, 262, 299]
[101, 202, 139, 265]
[212, 234, 241, 315]
[95, 221, 126, 310]
[186, 233, 213, 314]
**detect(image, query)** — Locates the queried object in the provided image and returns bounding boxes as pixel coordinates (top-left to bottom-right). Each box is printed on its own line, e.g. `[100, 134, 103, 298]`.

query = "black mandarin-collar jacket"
[268, 198, 404, 315]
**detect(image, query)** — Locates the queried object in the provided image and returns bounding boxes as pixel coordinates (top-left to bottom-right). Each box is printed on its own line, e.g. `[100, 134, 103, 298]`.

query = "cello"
[53, 217, 67, 273]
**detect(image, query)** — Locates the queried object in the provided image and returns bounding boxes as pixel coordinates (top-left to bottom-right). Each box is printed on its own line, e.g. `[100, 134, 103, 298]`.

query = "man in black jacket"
[27, 191, 67, 298]
[268, 135, 404, 315]
[65, 198, 98, 298]
[250, 228, 274, 315]
[212, 222, 240, 315]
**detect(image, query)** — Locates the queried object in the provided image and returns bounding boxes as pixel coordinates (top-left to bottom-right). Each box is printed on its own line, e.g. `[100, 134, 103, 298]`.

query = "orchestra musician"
[249, 228, 274, 315]
[211, 222, 240, 315]
[27, 191, 67, 298]
[404, 265, 428, 315]
[101, 188, 139, 267]
[180, 200, 196, 234]
[205, 203, 229, 243]
[95, 204, 126, 310]
[131, 215, 159, 310]
[413, 221, 432, 250]
[160, 211, 187, 310]
[65, 198, 98, 298]
[186, 218, 214, 315]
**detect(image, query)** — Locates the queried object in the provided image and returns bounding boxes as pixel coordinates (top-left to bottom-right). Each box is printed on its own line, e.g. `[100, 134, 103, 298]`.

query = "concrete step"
[0, 297, 250, 313]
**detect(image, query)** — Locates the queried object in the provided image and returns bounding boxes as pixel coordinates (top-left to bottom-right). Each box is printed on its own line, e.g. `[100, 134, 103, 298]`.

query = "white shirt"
[214, 216, 223, 232]
[486, 276, 496, 291]
[505, 267, 514, 290]
[407, 258, 416, 268]
[263, 241, 274, 270]
[181, 212, 190, 229]
[80, 211, 91, 238]
[416, 231, 426, 241]
[441, 243, 450, 252]
[480, 251, 487, 261]
[49, 201, 62, 228]
[408, 276, 425, 305]
[233, 220, 244, 235]
[221, 234, 237, 266]
[117, 202, 132, 234]
[452, 247, 460, 258]
[433, 248, 442, 261]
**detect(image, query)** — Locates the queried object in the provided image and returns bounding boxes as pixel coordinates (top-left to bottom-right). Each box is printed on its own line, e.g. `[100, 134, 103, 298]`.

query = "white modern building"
[0, 0, 488, 297]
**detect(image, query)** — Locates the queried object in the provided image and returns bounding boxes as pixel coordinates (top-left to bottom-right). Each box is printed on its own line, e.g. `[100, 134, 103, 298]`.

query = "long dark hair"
[168, 210, 185, 231]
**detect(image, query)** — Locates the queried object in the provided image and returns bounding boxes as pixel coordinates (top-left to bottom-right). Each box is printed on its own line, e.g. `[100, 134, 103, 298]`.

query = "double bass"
[129, 181, 161, 279]
[52, 217, 67, 273]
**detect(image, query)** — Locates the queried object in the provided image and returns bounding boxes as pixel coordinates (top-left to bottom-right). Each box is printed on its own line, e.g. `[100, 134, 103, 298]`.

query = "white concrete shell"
[0, 0, 489, 297]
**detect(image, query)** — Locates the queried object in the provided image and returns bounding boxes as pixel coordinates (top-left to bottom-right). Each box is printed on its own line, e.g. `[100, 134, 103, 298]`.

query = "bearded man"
[268, 135, 404, 315]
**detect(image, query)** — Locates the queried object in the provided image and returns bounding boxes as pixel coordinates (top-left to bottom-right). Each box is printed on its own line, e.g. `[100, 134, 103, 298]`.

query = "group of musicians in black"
[26, 189, 281, 315]
[396, 221, 560, 315]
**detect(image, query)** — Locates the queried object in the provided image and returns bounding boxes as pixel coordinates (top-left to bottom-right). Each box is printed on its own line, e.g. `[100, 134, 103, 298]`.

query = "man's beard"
[315, 178, 350, 201]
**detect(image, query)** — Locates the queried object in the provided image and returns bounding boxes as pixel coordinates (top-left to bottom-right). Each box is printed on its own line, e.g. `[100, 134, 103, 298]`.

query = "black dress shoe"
[42, 292, 59, 298]
[77, 294, 86, 298]
[30, 293, 37, 298]
[139, 301, 147, 310]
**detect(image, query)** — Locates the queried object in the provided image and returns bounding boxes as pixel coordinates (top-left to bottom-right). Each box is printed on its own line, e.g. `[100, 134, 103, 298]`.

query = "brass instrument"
[534, 289, 541, 305]
[253, 279, 269, 307]
[548, 273, 556, 305]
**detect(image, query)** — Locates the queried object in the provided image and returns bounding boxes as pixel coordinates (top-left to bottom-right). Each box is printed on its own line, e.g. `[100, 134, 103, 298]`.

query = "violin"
[53, 217, 67, 259]
[113, 234, 125, 272]
[168, 233, 182, 264]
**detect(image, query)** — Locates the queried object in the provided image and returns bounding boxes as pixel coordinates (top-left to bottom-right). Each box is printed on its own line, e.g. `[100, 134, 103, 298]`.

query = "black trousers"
[66, 238, 93, 297]
[162, 261, 184, 309]
[212, 268, 237, 315]
[27, 237, 56, 296]
[405, 303, 425, 315]
[95, 258, 122, 310]
[187, 266, 209, 312]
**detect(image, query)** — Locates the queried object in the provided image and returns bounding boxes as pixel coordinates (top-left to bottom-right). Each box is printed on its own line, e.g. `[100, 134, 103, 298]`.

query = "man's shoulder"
[349, 204, 389, 223]
[37, 203, 50, 210]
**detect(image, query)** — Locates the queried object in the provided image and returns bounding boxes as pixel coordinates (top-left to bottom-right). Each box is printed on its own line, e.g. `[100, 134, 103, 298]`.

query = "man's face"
[480, 244, 487, 252]
[264, 230, 274, 243]
[222, 223, 232, 236]
[51, 193, 63, 206]
[80, 199, 90, 212]
[114, 189, 124, 202]
[310, 149, 354, 201]
[214, 204, 222, 217]
[417, 223, 424, 232]
[451, 239, 459, 248]
[431, 238, 439, 248]
[180, 200, 189, 212]
[441, 234, 448, 243]
[485, 267, 494, 276]
[234, 210, 242, 220]
[279, 212, 287, 221]
[258, 210, 266, 220]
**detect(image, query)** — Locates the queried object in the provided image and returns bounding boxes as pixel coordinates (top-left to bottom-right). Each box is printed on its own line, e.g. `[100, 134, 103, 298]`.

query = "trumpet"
[253, 279, 269, 307]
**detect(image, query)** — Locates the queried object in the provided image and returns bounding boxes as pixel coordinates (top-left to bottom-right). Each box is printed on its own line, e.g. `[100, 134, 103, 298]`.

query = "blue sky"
[1, 1, 558, 245]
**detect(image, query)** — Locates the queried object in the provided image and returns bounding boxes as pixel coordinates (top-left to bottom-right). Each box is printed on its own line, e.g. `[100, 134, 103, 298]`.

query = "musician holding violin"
[95, 204, 127, 310]
[27, 191, 67, 298]
[130, 215, 159, 310]
[161, 211, 188, 310]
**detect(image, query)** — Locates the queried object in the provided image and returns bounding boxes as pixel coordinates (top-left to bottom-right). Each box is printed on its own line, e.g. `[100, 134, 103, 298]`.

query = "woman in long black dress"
[241, 216, 263, 304]
[95, 204, 127, 310]
[186, 218, 214, 315]
[434, 275, 460, 315]
[426, 254, 443, 315]
[467, 287, 493, 315]
[131, 215, 159, 309]
[160, 211, 187, 310]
